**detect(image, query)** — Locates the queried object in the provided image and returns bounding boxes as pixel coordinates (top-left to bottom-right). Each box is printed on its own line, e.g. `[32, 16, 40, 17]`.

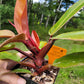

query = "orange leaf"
[31, 30, 40, 47]
[14, 0, 30, 39]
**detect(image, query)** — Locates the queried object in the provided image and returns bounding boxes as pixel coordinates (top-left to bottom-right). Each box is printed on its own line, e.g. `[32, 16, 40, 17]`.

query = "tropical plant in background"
[0, 0, 84, 82]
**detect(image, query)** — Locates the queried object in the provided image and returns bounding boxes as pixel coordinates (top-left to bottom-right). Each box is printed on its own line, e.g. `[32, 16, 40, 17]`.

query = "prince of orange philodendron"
[0, 0, 84, 75]
[0, 0, 56, 74]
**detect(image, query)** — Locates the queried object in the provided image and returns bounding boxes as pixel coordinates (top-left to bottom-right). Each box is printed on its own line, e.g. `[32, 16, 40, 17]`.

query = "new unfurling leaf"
[14, 0, 30, 39]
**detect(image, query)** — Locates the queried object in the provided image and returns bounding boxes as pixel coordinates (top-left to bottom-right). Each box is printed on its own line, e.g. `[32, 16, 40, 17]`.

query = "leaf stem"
[19, 61, 36, 69]
[8, 20, 16, 28]
[17, 40, 38, 55]
[13, 48, 35, 60]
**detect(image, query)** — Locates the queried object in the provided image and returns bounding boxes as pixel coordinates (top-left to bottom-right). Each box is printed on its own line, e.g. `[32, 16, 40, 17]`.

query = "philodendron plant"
[0, 0, 84, 83]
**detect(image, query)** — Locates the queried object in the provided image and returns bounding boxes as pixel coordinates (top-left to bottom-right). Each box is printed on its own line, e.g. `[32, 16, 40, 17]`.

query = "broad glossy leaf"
[53, 52, 84, 68]
[49, 0, 84, 35]
[0, 30, 15, 38]
[0, 33, 25, 48]
[0, 51, 21, 62]
[52, 31, 84, 41]
[31, 30, 40, 47]
[14, 0, 30, 38]
[12, 68, 31, 74]
[0, 44, 15, 52]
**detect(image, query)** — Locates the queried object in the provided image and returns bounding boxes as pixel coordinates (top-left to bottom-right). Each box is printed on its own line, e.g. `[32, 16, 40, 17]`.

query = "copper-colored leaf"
[14, 0, 30, 38]
[31, 30, 40, 47]
[0, 33, 25, 48]
[0, 30, 15, 38]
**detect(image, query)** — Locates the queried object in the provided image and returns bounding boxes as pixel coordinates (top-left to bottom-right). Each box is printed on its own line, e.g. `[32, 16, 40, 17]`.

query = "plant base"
[21, 66, 59, 84]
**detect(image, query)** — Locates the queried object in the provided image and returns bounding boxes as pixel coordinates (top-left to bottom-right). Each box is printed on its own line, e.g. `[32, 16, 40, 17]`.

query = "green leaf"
[12, 68, 31, 74]
[53, 52, 84, 68]
[0, 44, 15, 52]
[0, 51, 21, 62]
[0, 30, 15, 38]
[49, 0, 84, 35]
[52, 31, 84, 41]
[39, 41, 47, 49]
[0, 33, 25, 48]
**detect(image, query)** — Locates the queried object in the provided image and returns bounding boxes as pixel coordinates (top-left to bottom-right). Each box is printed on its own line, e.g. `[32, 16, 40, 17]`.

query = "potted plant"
[0, 0, 84, 84]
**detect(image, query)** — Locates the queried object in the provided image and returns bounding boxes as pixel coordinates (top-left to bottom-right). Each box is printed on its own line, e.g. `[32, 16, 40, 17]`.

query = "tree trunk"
[53, 15, 57, 25]
[28, 0, 33, 22]
[40, 13, 44, 25]
[57, 0, 63, 12]
[52, 0, 63, 26]
[64, 20, 69, 29]
[64, 24, 67, 29]
[45, 15, 50, 28]
[0, 0, 2, 29]
[0, 0, 2, 4]
[82, 7, 84, 11]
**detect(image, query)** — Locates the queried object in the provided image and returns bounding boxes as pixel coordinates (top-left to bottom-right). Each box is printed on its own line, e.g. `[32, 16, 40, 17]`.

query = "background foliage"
[1, 0, 84, 33]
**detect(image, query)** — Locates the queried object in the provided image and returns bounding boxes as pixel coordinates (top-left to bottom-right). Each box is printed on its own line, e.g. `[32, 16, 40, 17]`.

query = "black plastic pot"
[23, 77, 37, 84]
[21, 66, 60, 84]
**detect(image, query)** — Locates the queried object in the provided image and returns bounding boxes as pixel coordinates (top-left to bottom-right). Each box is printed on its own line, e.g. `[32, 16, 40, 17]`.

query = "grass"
[0, 26, 84, 84]
[56, 66, 84, 84]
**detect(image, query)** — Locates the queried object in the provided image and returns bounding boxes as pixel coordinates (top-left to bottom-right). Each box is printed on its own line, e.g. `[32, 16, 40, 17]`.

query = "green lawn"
[56, 66, 84, 84]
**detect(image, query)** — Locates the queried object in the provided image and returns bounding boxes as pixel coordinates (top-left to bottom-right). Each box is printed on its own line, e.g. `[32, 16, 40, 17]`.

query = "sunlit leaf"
[52, 31, 84, 41]
[37, 40, 53, 59]
[49, 0, 84, 35]
[0, 33, 25, 48]
[39, 41, 47, 49]
[0, 44, 15, 52]
[14, 0, 30, 38]
[31, 30, 40, 47]
[53, 52, 84, 68]
[0, 51, 21, 62]
[12, 68, 31, 74]
[0, 30, 15, 38]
